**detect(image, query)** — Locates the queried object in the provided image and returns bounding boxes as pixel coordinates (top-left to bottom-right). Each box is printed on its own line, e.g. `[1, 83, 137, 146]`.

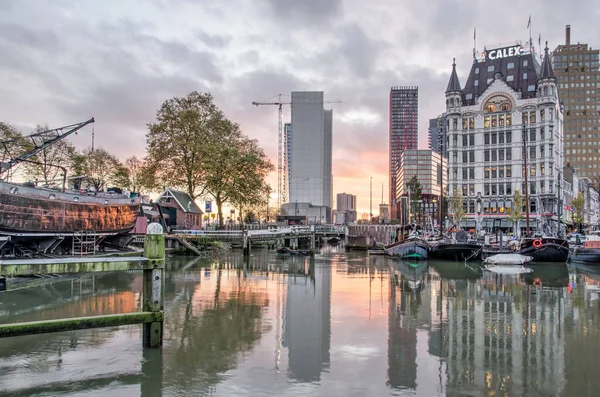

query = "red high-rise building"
[389, 86, 418, 220]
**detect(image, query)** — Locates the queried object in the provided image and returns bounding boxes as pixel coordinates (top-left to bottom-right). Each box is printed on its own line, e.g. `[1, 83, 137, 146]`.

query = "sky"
[1, 0, 599, 215]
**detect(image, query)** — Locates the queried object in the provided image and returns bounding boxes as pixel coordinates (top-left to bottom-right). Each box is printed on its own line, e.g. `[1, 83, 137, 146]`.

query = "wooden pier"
[0, 223, 166, 348]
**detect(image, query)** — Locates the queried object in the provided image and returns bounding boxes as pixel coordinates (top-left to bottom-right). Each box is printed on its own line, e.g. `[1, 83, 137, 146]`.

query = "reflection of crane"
[252, 94, 341, 210]
[0, 118, 95, 177]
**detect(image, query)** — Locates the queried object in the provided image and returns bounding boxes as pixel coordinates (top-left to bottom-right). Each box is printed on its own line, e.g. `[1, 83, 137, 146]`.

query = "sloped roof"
[446, 58, 462, 93]
[539, 43, 555, 81]
[158, 188, 203, 214]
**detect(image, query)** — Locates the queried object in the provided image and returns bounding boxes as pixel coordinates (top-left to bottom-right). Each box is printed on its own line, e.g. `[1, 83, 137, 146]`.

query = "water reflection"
[2, 251, 600, 395]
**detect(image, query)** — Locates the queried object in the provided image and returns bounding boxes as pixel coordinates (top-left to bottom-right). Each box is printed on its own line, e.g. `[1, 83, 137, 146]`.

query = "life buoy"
[533, 239, 542, 248]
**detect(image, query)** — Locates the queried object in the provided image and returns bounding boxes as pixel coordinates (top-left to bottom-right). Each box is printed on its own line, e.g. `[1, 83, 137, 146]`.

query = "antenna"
[92, 123, 95, 151]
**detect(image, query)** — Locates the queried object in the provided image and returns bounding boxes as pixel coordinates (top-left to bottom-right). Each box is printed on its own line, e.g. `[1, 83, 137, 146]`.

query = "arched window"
[543, 86, 549, 96]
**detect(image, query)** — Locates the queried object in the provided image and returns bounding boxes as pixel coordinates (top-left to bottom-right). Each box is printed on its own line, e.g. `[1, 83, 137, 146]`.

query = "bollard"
[143, 223, 165, 348]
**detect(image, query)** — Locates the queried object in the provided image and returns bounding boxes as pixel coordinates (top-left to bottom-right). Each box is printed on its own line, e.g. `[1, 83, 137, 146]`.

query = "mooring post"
[143, 223, 165, 348]
[310, 225, 316, 256]
[243, 230, 250, 257]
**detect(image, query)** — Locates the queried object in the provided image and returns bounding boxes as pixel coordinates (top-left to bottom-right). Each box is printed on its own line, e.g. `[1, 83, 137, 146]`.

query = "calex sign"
[484, 45, 525, 60]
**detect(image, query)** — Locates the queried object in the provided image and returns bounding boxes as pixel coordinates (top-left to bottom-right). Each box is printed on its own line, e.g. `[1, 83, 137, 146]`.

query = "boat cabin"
[156, 188, 203, 231]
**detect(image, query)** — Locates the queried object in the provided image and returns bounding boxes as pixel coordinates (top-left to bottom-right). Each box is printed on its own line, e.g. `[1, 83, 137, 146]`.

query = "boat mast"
[522, 124, 531, 237]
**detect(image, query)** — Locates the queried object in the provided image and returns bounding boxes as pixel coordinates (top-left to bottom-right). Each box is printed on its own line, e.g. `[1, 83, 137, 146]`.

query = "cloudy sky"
[1, 0, 598, 215]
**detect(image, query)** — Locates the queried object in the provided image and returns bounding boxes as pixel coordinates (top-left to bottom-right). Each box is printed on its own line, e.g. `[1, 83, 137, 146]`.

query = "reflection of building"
[445, 41, 564, 232]
[390, 86, 418, 220]
[288, 92, 333, 221]
[284, 260, 331, 382]
[395, 150, 447, 225]
[552, 26, 600, 181]
[336, 192, 357, 224]
[441, 273, 565, 395]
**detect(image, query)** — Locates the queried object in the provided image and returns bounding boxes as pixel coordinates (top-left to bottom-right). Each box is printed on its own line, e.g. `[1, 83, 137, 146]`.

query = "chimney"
[566, 25, 571, 45]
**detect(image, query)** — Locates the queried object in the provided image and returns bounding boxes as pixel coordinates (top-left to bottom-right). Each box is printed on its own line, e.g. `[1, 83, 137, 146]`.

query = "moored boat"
[570, 240, 600, 266]
[484, 253, 533, 265]
[429, 242, 482, 261]
[384, 237, 429, 260]
[519, 237, 569, 263]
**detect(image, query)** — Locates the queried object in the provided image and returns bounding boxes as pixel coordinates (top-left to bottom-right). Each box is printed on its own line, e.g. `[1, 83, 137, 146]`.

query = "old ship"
[0, 118, 141, 257]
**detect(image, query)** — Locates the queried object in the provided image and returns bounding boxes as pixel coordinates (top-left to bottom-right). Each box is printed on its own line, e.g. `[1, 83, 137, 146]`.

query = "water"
[1, 247, 600, 396]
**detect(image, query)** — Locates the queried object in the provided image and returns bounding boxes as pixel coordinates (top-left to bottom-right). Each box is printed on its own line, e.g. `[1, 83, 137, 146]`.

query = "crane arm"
[1, 117, 95, 175]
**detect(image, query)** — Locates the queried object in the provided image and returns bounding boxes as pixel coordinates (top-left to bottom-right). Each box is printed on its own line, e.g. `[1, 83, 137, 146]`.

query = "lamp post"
[370, 176, 373, 224]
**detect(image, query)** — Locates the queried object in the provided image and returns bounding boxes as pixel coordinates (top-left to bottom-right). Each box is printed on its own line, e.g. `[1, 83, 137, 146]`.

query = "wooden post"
[243, 230, 250, 256]
[143, 223, 165, 348]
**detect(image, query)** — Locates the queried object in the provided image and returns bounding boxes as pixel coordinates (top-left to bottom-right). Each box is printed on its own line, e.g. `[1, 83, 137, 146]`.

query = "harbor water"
[1, 247, 600, 396]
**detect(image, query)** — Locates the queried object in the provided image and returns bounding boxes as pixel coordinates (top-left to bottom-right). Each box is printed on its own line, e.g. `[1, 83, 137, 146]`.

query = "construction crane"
[1, 118, 95, 176]
[252, 95, 341, 210]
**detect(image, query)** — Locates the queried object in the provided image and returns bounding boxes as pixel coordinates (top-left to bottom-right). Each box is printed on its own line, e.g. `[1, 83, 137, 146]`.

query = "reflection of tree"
[164, 266, 270, 394]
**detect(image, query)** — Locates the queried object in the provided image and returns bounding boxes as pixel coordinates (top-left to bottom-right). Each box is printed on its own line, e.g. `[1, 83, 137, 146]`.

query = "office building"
[379, 203, 389, 223]
[395, 150, 447, 226]
[552, 25, 600, 183]
[389, 87, 418, 219]
[288, 92, 333, 222]
[445, 40, 564, 233]
[428, 115, 448, 157]
[285, 123, 292, 191]
[335, 193, 357, 224]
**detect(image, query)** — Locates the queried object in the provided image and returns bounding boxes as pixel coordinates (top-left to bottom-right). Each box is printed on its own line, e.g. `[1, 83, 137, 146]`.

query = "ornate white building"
[445, 42, 564, 233]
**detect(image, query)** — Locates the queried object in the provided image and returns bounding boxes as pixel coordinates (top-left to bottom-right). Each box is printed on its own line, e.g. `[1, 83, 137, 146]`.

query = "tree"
[24, 124, 76, 189]
[145, 91, 225, 199]
[572, 192, 585, 232]
[507, 189, 524, 237]
[449, 188, 465, 230]
[203, 121, 274, 227]
[406, 176, 422, 223]
[72, 148, 126, 191]
[123, 156, 147, 193]
[0, 122, 31, 180]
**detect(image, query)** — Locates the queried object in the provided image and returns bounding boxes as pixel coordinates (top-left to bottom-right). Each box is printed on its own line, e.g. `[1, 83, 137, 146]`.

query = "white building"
[288, 92, 333, 222]
[445, 42, 564, 233]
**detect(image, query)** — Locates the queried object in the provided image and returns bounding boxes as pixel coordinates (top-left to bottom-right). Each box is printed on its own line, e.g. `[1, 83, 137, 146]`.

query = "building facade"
[379, 203, 389, 223]
[445, 41, 564, 233]
[285, 123, 292, 194]
[552, 25, 600, 185]
[336, 192, 357, 224]
[390, 87, 418, 220]
[288, 92, 333, 221]
[428, 115, 448, 157]
[395, 150, 447, 226]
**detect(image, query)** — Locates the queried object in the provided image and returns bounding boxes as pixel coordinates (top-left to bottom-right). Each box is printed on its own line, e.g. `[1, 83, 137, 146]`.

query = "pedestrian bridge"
[172, 225, 346, 242]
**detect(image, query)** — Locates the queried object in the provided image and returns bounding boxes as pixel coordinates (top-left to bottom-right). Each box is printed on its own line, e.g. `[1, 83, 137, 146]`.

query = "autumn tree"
[507, 189, 524, 237]
[144, 91, 225, 198]
[72, 148, 127, 191]
[23, 124, 76, 189]
[406, 176, 422, 223]
[449, 188, 465, 230]
[572, 192, 585, 232]
[203, 120, 274, 227]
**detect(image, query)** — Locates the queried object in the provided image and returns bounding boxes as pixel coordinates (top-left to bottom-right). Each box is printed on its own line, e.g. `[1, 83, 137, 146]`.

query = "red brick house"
[156, 188, 203, 230]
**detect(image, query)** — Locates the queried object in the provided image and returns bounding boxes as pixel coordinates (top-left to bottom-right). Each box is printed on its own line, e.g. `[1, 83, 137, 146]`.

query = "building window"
[540, 144, 545, 157]
[462, 152, 467, 163]
[530, 129, 536, 141]
[492, 133, 497, 144]
[506, 148, 512, 160]
[475, 67, 479, 74]
[469, 184, 475, 196]
[499, 131, 504, 143]
[523, 60, 528, 67]
[499, 149, 504, 161]
[469, 134, 475, 146]
[474, 80, 479, 87]
[469, 118, 474, 130]
[523, 73, 528, 80]
[488, 65, 495, 72]
[466, 93, 473, 100]
[469, 167, 475, 179]
[485, 183, 490, 195]
[492, 167, 497, 178]
[540, 163, 545, 175]
[506, 114, 512, 126]
[506, 183, 512, 195]
[530, 165, 536, 176]
[507, 75, 514, 82]
[484, 116, 490, 128]
[499, 184, 505, 195]
[484, 167, 490, 178]
[462, 168, 468, 179]
[492, 150, 497, 161]
[469, 150, 475, 162]
[485, 133, 490, 144]
[507, 62, 515, 69]
[506, 130, 512, 143]
[528, 85, 536, 92]
[530, 146, 536, 159]
[499, 167, 504, 178]
[462, 134, 468, 146]
[484, 150, 490, 161]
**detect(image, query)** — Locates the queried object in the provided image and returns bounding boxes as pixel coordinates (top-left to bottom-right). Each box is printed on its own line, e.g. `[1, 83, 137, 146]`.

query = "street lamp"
[370, 176, 373, 224]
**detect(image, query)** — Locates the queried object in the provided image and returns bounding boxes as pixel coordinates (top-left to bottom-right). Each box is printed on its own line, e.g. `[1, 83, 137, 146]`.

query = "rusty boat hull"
[0, 181, 140, 236]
